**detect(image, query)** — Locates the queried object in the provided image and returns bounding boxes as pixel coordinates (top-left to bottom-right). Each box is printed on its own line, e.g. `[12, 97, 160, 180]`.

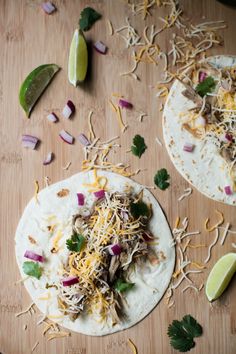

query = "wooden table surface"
[0, 0, 236, 353]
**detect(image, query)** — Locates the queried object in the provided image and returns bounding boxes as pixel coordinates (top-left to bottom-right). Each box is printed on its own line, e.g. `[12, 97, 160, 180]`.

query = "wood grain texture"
[0, 0, 236, 353]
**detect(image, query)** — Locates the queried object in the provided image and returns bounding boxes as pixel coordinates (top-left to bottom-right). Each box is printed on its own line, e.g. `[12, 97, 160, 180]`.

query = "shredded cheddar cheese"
[34, 180, 39, 203]
[128, 338, 138, 354]
[205, 210, 224, 232]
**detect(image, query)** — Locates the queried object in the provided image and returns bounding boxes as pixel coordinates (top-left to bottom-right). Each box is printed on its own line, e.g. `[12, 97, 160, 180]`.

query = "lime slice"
[19, 64, 60, 117]
[206, 252, 236, 301]
[68, 29, 88, 86]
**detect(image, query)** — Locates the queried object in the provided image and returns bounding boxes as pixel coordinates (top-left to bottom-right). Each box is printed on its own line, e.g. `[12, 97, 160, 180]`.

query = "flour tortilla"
[163, 55, 236, 206]
[15, 170, 175, 336]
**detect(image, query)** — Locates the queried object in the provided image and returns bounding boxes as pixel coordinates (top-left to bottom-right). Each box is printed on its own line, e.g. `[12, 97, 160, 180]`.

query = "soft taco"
[15, 170, 175, 336]
[163, 55, 236, 205]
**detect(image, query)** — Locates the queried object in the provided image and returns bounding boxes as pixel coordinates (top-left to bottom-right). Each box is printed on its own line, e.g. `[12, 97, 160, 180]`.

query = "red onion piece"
[225, 133, 233, 142]
[224, 185, 233, 195]
[62, 276, 79, 287]
[94, 41, 107, 54]
[24, 250, 45, 263]
[94, 190, 105, 199]
[59, 130, 74, 144]
[43, 152, 53, 165]
[22, 135, 39, 149]
[108, 244, 122, 256]
[78, 133, 91, 146]
[77, 193, 85, 206]
[183, 142, 195, 152]
[119, 99, 133, 109]
[121, 210, 129, 221]
[47, 112, 58, 123]
[199, 71, 207, 83]
[41, 2, 56, 14]
[142, 232, 154, 242]
[62, 100, 75, 119]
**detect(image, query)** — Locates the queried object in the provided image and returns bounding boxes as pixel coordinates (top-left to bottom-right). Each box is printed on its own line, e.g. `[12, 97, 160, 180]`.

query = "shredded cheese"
[220, 222, 230, 245]
[15, 302, 35, 318]
[62, 161, 71, 170]
[34, 180, 39, 203]
[178, 187, 192, 202]
[204, 228, 219, 264]
[31, 341, 39, 352]
[205, 210, 224, 232]
[107, 19, 114, 35]
[88, 110, 95, 140]
[128, 338, 138, 354]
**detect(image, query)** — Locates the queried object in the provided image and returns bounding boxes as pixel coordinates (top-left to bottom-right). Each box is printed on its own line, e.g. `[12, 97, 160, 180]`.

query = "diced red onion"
[41, 2, 56, 14]
[24, 250, 45, 263]
[77, 193, 85, 206]
[43, 152, 53, 165]
[119, 99, 133, 109]
[94, 41, 107, 54]
[22, 135, 39, 149]
[59, 130, 74, 144]
[225, 133, 233, 142]
[62, 100, 75, 119]
[108, 244, 122, 256]
[121, 210, 129, 221]
[78, 133, 90, 146]
[142, 232, 154, 242]
[183, 142, 195, 152]
[195, 116, 206, 127]
[62, 276, 79, 287]
[224, 185, 233, 195]
[47, 112, 58, 123]
[94, 189, 105, 199]
[199, 71, 207, 83]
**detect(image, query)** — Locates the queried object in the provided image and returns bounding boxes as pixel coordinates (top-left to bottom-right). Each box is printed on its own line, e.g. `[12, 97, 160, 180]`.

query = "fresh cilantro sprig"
[154, 168, 170, 190]
[114, 279, 135, 293]
[79, 7, 102, 31]
[23, 261, 42, 279]
[130, 200, 150, 219]
[66, 233, 85, 252]
[131, 134, 147, 158]
[168, 315, 203, 352]
[195, 76, 216, 97]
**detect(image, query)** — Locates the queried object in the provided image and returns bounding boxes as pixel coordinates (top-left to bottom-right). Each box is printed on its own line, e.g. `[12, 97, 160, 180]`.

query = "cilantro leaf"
[66, 233, 85, 252]
[154, 168, 170, 190]
[131, 134, 147, 158]
[130, 200, 150, 219]
[168, 315, 203, 352]
[195, 76, 216, 97]
[79, 7, 102, 31]
[114, 279, 135, 293]
[23, 261, 42, 279]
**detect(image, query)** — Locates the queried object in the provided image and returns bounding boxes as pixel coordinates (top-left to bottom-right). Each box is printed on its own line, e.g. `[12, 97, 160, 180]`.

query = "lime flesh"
[19, 64, 60, 117]
[68, 29, 88, 86]
[205, 252, 236, 301]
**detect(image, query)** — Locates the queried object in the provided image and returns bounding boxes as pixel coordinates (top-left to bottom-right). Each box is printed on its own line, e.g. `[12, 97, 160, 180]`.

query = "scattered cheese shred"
[88, 110, 95, 140]
[205, 210, 224, 232]
[15, 302, 35, 318]
[31, 341, 39, 352]
[128, 338, 138, 354]
[220, 222, 230, 245]
[107, 19, 114, 35]
[44, 176, 51, 187]
[178, 187, 192, 202]
[204, 228, 219, 264]
[47, 331, 71, 341]
[62, 161, 71, 170]
[34, 180, 39, 203]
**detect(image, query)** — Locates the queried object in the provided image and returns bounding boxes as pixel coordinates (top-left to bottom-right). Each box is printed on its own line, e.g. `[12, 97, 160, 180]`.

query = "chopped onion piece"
[183, 142, 195, 152]
[47, 112, 58, 123]
[94, 41, 107, 54]
[62, 276, 79, 287]
[195, 116, 206, 127]
[224, 185, 233, 195]
[199, 71, 207, 83]
[142, 232, 154, 242]
[77, 193, 85, 206]
[225, 133, 233, 142]
[22, 135, 39, 149]
[24, 250, 45, 263]
[41, 2, 56, 14]
[62, 100, 75, 119]
[121, 210, 129, 221]
[119, 99, 133, 109]
[108, 244, 122, 256]
[43, 152, 53, 165]
[78, 133, 90, 146]
[94, 189, 105, 199]
[59, 130, 74, 144]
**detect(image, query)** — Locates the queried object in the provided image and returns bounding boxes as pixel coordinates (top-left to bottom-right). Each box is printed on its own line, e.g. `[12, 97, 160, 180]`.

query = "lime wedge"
[19, 64, 60, 117]
[68, 29, 88, 86]
[206, 252, 236, 301]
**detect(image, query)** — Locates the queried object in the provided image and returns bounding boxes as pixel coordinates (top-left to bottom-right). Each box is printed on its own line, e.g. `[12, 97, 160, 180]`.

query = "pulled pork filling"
[56, 191, 161, 324]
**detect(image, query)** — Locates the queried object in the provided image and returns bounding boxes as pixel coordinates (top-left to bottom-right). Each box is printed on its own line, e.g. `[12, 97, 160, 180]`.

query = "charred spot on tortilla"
[57, 188, 70, 197]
